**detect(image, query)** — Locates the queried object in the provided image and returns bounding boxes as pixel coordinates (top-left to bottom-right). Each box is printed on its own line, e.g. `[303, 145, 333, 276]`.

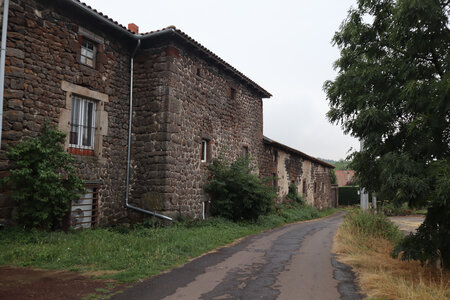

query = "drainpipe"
[125, 38, 172, 221]
[0, 0, 10, 149]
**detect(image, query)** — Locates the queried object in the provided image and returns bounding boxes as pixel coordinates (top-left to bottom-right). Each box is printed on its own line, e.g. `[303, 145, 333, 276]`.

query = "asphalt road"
[113, 211, 361, 300]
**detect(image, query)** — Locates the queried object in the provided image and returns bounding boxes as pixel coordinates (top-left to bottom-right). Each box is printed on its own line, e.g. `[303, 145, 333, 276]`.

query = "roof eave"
[61, 1, 271, 98]
[140, 28, 272, 99]
[263, 136, 335, 169]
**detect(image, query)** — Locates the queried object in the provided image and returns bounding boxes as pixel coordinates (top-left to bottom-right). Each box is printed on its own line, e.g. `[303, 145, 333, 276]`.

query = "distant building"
[260, 137, 335, 209]
[335, 170, 355, 186]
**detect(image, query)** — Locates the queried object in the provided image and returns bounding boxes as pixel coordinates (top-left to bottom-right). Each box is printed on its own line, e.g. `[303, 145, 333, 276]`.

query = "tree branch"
[431, 49, 444, 77]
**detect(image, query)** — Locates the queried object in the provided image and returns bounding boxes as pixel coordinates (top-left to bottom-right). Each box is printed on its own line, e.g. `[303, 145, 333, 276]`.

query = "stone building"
[260, 137, 335, 209]
[335, 170, 355, 186]
[0, 0, 333, 227]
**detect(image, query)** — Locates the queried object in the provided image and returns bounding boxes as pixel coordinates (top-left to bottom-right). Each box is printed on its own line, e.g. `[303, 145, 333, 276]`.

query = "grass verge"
[334, 210, 450, 300]
[0, 203, 335, 283]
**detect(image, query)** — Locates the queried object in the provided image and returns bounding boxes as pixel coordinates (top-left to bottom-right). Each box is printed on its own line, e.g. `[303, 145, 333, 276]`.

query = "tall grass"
[334, 210, 450, 300]
[0, 204, 335, 283]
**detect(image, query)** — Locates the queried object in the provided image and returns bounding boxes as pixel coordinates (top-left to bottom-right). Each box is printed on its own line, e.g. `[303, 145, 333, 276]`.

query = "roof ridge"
[69, 0, 271, 97]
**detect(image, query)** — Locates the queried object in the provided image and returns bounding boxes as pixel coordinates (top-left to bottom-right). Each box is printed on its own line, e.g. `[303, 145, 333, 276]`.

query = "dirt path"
[389, 215, 425, 234]
[112, 211, 361, 300]
[0, 266, 126, 300]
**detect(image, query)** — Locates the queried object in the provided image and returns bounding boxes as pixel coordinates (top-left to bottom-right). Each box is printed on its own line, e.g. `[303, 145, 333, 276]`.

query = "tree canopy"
[324, 0, 449, 267]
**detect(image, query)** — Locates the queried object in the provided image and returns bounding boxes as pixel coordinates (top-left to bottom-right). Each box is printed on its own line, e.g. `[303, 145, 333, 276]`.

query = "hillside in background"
[318, 158, 351, 170]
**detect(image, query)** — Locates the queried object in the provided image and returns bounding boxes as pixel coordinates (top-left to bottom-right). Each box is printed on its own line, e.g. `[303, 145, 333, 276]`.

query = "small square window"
[70, 96, 96, 152]
[80, 38, 96, 67]
[201, 140, 208, 163]
[230, 87, 236, 100]
[242, 146, 249, 157]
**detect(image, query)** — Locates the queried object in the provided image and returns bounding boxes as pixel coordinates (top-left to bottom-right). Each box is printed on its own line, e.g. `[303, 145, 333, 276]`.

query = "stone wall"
[129, 46, 172, 218]
[0, 0, 132, 225]
[131, 42, 265, 218]
[260, 140, 334, 209]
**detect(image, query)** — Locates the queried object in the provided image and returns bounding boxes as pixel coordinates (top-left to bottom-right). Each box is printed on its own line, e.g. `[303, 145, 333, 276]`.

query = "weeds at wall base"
[0, 204, 335, 284]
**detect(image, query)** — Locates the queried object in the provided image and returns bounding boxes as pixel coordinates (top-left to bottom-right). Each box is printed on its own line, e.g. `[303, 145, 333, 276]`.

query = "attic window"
[80, 38, 96, 67]
[196, 67, 201, 76]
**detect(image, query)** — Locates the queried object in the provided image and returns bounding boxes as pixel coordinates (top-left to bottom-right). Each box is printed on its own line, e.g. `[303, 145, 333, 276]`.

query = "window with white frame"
[80, 38, 96, 67]
[201, 140, 208, 162]
[70, 96, 96, 149]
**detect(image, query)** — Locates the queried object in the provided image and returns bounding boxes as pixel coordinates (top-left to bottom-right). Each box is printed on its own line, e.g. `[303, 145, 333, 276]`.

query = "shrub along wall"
[338, 186, 359, 206]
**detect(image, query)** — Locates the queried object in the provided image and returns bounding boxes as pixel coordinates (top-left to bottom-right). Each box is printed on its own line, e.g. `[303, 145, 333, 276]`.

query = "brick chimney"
[128, 23, 139, 34]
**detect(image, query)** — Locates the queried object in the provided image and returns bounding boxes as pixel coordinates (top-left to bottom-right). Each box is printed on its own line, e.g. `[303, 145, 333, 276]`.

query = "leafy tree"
[204, 155, 276, 221]
[330, 169, 337, 185]
[334, 159, 351, 170]
[4, 123, 85, 230]
[324, 0, 449, 267]
[317, 158, 351, 170]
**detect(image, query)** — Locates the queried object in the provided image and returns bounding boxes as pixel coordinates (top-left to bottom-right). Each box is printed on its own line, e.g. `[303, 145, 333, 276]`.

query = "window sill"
[68, 148, 94, 156]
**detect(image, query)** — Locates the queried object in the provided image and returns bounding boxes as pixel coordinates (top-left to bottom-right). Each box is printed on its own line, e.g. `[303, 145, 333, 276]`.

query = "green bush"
[393, 204, 450, 269]
[338, 186, 359, 206]
[343, 210, 403, 243]
[204, 155, 276, 221]
[330, 169, 337, 184]
[286, 182, 303, 204]
[382, 202, 411, 216]
[3, 123, 85, 230]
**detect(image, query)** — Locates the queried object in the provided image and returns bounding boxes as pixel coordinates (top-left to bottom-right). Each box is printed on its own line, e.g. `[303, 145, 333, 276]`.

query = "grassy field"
[0, 203, 335, 283]
[333, 210, 450, 300]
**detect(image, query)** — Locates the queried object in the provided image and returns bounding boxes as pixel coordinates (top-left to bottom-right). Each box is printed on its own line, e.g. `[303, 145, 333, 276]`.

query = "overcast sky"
[83, 0, 360, 161]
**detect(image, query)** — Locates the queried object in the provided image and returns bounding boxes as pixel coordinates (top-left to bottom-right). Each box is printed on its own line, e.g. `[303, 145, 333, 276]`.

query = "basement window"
[71, 185, 99, 229]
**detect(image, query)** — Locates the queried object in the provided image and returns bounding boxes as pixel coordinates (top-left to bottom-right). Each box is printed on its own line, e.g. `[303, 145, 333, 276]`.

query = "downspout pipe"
[125, 38, 172, 221]
[0, 0, 10, 149]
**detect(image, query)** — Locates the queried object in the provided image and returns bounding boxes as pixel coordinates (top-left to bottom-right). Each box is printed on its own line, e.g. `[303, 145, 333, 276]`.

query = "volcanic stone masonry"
[0, 0, 334, 226]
